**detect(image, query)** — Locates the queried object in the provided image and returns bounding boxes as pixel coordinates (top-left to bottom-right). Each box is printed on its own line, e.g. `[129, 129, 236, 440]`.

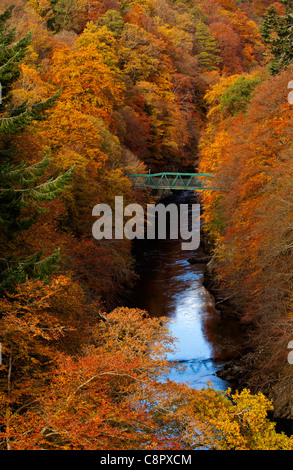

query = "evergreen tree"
[195, 22, 221, 71]
[0, 6, 74, 294]
[0, 152, 74, 231]
[0, 6, 31, 106]
[0, 6, 62, 133]
[261, 0, 293, 75]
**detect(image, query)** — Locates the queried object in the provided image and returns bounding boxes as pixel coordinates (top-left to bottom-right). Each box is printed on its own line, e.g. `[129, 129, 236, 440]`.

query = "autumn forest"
[0, 0, 293, 451]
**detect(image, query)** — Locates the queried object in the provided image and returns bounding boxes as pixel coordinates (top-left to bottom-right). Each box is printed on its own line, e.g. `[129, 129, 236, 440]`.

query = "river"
[130, 190, 241, 391]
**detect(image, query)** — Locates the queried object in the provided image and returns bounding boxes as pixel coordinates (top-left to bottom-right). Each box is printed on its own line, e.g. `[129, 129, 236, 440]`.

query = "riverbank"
[188, 227, 293, 435]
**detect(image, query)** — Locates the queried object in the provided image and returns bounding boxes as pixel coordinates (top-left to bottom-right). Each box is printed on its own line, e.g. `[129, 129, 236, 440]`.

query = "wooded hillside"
[0, 0, 292, 450]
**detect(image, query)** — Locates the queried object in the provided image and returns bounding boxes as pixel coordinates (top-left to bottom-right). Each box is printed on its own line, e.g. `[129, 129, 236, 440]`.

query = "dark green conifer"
[0, 6, 74, 294]
[195, 21, 221, 71]
[261, 0, 293, 75]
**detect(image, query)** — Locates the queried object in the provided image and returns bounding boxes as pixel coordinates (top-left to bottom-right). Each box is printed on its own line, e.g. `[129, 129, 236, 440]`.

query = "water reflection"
[130, 191, 232, 391]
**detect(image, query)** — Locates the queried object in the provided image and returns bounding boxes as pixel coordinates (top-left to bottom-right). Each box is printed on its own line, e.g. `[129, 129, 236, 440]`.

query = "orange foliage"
[2, 0, 293, 450]
[198, 65, 293, 405]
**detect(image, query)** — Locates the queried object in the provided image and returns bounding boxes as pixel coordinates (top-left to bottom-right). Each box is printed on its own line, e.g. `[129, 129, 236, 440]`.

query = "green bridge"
[129, 172, 221, 191]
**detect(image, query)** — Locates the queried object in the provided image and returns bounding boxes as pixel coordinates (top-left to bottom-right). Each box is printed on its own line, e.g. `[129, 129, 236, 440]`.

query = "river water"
[130, 191, 240, 391]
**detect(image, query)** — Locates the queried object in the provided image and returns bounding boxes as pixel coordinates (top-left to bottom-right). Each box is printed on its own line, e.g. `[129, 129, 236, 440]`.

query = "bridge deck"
[129, 172, 220, 191]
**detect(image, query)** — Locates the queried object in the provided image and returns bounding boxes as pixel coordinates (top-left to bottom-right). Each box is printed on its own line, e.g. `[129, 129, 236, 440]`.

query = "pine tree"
[0, 6, 62, 133]
[260, 0, 293, 75]
[0, 6, 74, 294]
[0, 248, 61, 297]
[0, 153, 74, 231]
[195, 21, 221, 71]
[0, 6, 31, 106]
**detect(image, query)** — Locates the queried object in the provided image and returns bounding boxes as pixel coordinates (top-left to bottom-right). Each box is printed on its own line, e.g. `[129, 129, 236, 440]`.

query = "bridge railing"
[129, 172, 221, 191]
